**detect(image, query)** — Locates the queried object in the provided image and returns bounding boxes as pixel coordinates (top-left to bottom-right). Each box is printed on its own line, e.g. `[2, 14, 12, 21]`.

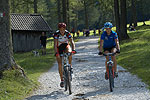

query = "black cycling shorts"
[104, 46, 116, 53]
[57, 43, 69, 54]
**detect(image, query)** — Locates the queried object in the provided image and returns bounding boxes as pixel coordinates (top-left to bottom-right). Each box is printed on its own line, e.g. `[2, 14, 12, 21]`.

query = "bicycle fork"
[106, 61, 114, 78]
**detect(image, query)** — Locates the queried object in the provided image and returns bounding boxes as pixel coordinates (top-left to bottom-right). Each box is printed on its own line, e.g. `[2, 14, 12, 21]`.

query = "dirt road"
[26, 36, 150, 100]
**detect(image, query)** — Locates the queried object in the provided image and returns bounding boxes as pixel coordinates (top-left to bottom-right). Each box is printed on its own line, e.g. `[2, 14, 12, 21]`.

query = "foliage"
[9, 0, 150, 31]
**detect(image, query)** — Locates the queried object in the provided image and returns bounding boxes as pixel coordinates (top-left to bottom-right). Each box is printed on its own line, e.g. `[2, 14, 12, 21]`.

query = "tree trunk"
[67, 0, 70, 31]
[62, 0, 67, 24]
[0, 0, 26, 78]
[45, 0, 53, 25]
[57, 0, 62, 23]
[131, 0, 137, 27]
[114, 0, 121, 38]
[75, 11, 78, 32]
[0, 0, 12, 71]
[120, 0, 129, 40]
[34, 0, 38, 13]
[84, 0, 89, 29]
[140, 0, 146, 26]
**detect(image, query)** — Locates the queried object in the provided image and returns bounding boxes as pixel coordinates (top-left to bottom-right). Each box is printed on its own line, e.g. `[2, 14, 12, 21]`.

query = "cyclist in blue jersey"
[99, 22, 120, 79]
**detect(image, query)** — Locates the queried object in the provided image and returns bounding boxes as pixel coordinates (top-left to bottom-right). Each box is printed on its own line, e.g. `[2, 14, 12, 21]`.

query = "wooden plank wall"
[12, 30, 41, 52]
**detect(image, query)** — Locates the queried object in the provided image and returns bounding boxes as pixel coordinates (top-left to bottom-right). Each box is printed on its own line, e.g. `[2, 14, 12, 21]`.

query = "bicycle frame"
[60, 52, 72, 94]
[60, 53, 72, 71]
[107, 55, 114, 78]
[103, 53, 116, 92]
[103, 53, 115, 78]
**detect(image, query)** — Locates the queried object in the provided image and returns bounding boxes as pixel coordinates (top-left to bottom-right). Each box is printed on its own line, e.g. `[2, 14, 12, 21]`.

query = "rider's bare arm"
[69, 38, 75, 50]
[99, 39, 104, 52]
[115, 38, 120, 50]
[54, 39, 58, 53]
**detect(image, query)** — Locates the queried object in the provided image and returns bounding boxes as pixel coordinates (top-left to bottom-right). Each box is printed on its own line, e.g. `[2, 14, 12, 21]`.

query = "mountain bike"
[103, 52, 116, 92]
[60, 52, 75, 95]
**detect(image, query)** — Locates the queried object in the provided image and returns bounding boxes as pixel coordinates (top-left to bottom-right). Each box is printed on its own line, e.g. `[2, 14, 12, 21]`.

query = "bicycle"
[60, 51, 75, 95]
[103, 52, 116, 92]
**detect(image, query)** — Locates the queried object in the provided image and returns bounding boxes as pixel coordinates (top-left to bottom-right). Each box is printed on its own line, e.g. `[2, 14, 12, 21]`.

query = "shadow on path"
[26, 90, 68, 100]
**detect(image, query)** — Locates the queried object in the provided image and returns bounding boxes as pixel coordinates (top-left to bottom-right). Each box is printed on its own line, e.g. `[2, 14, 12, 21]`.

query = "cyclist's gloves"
[54, 52, 59, 57]
[116, 49, 120, 54]
[72, 50, 77, 54]
[98, 52, 103, 55]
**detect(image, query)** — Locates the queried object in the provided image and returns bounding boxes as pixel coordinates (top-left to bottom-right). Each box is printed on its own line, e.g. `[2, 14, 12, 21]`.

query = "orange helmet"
[58, 23, 66, 29]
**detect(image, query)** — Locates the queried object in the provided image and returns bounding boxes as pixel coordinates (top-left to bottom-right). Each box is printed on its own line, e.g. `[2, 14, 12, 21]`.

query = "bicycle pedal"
[70, 68, 73, 74]
[114, 72, 118, 78]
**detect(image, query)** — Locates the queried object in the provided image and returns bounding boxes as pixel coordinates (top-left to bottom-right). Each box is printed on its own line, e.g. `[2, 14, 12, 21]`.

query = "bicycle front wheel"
[64, 68, 68, 91]
[68, 69, 72, 95]
[109, 68, 114, 92]
[65, 66, 72, 94]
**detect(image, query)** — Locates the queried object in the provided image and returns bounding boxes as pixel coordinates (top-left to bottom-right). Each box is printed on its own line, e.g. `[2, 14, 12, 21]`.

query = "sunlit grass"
[117, 22, 150, 88]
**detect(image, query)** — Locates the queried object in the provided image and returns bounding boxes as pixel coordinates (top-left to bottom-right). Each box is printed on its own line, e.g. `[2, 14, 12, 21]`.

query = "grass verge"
[117, 23, 150, 88]
[0, 38, 55, 100]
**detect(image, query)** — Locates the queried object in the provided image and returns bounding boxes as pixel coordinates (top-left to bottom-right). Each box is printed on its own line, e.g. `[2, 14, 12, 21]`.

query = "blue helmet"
[104, 22, 113, 29]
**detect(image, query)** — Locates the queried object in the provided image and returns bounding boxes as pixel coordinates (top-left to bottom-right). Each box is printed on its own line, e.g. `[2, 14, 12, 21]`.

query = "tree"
[120, 0, 129, 40]
[0, 0, 25, 78]
[57, 0, 62, 23]
[79, 0, 94, 29]
[138, 0, 147, 26]
[62, 0, 67, 24]
[114, 0, 120, 36]
[83, 0, 89, 29]
[67, 0, 70, 31]
[34, 0, 38, 13]
[131, 0, 137, 27]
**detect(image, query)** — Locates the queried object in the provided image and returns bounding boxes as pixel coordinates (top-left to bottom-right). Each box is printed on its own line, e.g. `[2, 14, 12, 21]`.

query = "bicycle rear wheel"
[109, 68, 114, 92]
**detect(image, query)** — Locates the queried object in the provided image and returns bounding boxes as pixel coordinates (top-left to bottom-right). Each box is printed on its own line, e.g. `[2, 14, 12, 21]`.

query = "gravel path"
[25, 36, 150, 100]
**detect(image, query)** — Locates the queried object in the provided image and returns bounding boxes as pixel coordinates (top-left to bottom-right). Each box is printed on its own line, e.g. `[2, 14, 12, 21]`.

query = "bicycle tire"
[112, 70, 114, 88]
[109, 67, 113, 92]
[68, 69, 72, 95]
[64, 67, 68, 91]
[64, 66, 72, 94]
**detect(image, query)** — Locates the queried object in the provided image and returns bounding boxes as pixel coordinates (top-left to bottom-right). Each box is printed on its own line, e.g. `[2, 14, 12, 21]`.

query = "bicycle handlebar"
[102, 52, 116, 56]
[60, 51, 76, 57]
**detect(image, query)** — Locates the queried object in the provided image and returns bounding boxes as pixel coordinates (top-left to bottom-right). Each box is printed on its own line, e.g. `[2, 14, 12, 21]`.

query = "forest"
[10, 0, 150, 32]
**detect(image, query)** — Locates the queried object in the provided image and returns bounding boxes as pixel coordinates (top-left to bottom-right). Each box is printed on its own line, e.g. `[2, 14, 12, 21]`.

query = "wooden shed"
[11, 14, 51, 52]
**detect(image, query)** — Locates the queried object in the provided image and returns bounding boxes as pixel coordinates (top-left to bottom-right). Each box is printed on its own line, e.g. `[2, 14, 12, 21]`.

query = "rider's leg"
[65, 45, 73, 75]
[104, 51, 109, 71]
[104, 50, 109, 79]
[56, 56, 63, 81]
[66, 45, 72, 65]
[111, 48, 117, 72]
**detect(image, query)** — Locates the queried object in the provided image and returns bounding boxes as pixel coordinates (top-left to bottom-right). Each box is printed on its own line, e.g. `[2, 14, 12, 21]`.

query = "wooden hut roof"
[11, 14, 52, 31]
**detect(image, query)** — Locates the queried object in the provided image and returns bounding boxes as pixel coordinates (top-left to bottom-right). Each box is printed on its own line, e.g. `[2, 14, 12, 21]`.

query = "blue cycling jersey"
[101, 31, 118, 48]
